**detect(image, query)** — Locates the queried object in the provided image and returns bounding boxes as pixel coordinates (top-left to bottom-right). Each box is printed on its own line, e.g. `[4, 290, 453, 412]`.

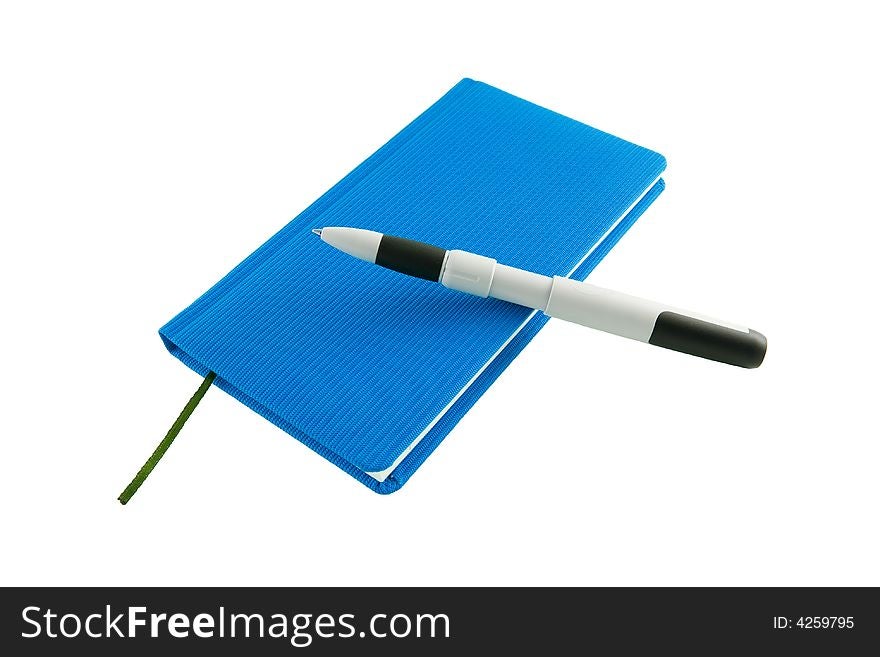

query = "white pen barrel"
[543, 276, 767, 368]
[488, 264, 553, 309]
[544, 277, 666, 342]
[441, 252, 555, 309]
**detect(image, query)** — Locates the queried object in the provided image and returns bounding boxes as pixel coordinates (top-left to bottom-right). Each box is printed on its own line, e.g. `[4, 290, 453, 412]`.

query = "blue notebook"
[160, 79, 666, 493]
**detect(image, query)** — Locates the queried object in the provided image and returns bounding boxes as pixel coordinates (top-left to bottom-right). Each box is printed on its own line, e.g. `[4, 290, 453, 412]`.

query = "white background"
[1, 1, 878, 586]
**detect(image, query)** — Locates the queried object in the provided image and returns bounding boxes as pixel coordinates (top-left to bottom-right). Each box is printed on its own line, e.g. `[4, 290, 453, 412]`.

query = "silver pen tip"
[311, 228, 323, 237]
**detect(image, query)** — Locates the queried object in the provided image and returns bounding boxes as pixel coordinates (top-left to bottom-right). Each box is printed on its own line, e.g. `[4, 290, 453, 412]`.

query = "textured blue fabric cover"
[160, 79, 666, 493]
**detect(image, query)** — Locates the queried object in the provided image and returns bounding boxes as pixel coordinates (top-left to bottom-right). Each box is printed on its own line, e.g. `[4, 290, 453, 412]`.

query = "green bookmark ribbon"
[118, 371, 216, 505]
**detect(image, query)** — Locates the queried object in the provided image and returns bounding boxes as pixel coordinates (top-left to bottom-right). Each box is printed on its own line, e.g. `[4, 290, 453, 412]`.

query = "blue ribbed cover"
[160, 79, 666, 493]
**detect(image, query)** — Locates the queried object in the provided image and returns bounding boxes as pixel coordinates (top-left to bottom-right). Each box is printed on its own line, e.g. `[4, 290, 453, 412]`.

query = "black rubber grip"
[374, 234, 447, 281]
[648, 312, 767, 369]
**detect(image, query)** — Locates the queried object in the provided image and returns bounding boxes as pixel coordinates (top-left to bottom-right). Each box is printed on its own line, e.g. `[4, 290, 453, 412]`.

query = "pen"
[313, 227, 767, 368]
